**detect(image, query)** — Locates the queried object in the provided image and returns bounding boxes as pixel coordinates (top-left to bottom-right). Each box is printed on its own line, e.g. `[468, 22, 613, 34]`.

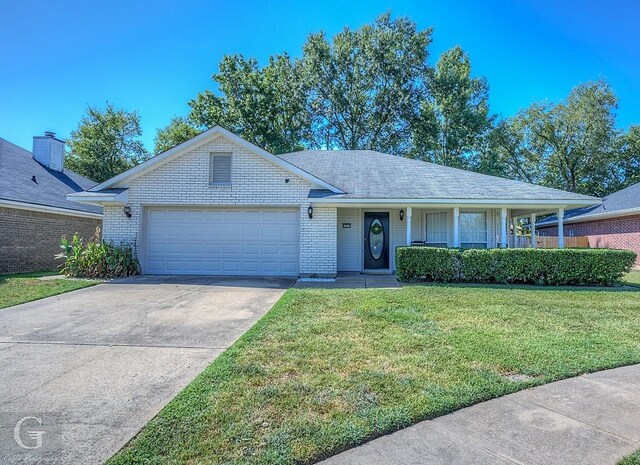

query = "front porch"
[334, 205, 569, 273]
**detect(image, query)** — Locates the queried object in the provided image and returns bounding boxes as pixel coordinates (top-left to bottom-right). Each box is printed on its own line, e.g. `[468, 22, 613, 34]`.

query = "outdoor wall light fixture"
[123, 206, 132, 218]
[400, 209, 405, 221]
[308, 205, 313, 219]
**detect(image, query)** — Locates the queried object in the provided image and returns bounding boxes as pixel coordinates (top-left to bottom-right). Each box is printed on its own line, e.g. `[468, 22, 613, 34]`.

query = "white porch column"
[557, 207, 565, 249]
[500, 207, 508, 248]
[453, 207, 460, 247]
[406, 207, 413, 245]
[512, 216, 518, 248]
[530, 213, 537, 249]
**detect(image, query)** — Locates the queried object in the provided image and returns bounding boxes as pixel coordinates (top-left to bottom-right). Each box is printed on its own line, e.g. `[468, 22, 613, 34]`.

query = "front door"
[364, 212, 389, 269]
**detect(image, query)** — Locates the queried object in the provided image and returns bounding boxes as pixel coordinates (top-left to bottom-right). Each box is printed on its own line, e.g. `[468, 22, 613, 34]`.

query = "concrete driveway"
[0, 275, 292, 465]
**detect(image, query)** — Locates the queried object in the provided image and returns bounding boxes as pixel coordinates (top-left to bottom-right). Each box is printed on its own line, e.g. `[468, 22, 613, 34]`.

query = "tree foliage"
[154, 116, 200, 154]
[411, 46, 493, 168]
[149, 13, 638, 198]
[189, 54, 310, 154]
[491, 81, 621, 196]
[66, 103, 148, 182]
[615, 125, 640, 190]
[303, 13, 431, 155]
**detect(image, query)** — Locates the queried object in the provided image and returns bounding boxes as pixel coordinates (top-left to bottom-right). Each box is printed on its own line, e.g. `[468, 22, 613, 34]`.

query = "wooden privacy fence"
[515, 236, 590, 248]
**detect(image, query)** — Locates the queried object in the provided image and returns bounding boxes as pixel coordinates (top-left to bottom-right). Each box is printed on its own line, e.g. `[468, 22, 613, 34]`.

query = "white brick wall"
[300, 206, 337, 277]
[102, 135, 336, 276]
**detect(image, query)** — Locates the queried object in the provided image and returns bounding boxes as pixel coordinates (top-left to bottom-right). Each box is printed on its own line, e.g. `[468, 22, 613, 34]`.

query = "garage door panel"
[144, 208, 299, 276]
[261, 225, 281, 240]
[184, 243, 203, 253]
[280, 244, 298, 255]
[242, 262, 260, 273]
[204, 244, 222, 254]
[201, 259, 222, 270]
[243, 244, 260, 255]
[281, 262, 298, 273]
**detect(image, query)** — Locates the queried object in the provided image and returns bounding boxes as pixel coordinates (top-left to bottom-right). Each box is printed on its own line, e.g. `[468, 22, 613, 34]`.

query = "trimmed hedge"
[396, 247, 636, 286]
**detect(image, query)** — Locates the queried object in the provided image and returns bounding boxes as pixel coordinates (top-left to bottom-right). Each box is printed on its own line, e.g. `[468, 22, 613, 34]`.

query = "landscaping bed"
[107, 285, 640, 465]
[0, 272, 99, 309]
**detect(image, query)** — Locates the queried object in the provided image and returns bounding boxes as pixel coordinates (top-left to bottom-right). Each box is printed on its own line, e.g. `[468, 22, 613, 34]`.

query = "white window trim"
[425, 211, 449, 247]
[210, 152, 233, 187]
[460, 210, 488, 248]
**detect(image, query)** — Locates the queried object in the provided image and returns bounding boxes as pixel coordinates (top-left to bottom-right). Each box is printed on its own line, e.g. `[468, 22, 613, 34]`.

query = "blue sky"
[1, 0, 639, 152]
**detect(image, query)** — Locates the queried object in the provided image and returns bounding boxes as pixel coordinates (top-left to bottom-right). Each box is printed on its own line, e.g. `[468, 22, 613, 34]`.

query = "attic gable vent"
[210, 152, 232, 185]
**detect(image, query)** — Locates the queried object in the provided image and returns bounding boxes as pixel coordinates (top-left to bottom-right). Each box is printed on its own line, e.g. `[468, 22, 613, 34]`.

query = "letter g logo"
[14, 416, 45, 450]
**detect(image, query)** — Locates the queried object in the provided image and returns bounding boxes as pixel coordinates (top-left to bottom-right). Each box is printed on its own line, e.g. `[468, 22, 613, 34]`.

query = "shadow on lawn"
[403, 281, 640, 293]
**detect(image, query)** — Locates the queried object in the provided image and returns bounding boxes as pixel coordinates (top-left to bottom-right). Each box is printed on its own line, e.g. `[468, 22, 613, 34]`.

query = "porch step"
[363, 268, 394, 275]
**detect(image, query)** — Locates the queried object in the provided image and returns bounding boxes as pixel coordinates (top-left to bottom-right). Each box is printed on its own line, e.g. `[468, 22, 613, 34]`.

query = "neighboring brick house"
[0, 134, 102, 273]
[537, 183, 640, 264]
[68, 126, 597, 278]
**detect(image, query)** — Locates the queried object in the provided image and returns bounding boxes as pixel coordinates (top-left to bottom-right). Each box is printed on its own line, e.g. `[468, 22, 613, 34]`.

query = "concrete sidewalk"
[319, 364, 640, 465]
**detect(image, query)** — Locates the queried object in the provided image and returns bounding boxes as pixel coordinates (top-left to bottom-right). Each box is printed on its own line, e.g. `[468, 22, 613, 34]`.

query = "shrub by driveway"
[108, 284, 640, 465]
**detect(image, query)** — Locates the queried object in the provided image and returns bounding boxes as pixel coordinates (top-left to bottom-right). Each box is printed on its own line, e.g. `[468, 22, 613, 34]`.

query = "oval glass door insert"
[369, 218, 384, 260]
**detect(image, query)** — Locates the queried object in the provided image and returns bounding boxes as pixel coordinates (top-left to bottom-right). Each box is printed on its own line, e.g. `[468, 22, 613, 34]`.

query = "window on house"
[569, 229, 575, 237]
[426, 212, 448, 247]
[460, 211, 488, 248]
[210, 153, 232, 185]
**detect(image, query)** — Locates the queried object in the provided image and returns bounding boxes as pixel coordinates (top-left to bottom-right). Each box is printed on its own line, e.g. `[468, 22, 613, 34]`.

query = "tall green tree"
[614, 125, 640, 190]
[511, 81, 620, 196]
[189, 53, 310, 154]
[66, 103, 148, 183]
[154, 116, 200, 154]
[411, 46, 493, 168]
[303, 13, 432, 154]
[480, 117, 545, 183]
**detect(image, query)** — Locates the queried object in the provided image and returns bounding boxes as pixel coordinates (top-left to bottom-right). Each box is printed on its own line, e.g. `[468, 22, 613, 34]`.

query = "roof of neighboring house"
[277, 150, 598, 202]
[0, 137, 102, 215]
[537, 182, 640, 227]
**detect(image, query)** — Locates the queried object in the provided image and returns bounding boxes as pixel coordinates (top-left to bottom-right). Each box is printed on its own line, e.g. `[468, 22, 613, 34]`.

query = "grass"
[619, 450, 640, 465]
[623, 270, 640, 287]
[0, 271, 99, 309]
[108, 285, 640, 465]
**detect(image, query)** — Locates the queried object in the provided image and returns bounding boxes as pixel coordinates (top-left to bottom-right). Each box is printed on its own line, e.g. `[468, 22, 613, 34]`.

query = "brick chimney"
[33, 131, 65, 172]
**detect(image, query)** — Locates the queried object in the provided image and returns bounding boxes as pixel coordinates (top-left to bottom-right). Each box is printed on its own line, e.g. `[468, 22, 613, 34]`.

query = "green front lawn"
[0, 272, 99, 309]
[624, 270, 640, 287]
[108, 285, 640, 465]
[619, 450, 640, 465]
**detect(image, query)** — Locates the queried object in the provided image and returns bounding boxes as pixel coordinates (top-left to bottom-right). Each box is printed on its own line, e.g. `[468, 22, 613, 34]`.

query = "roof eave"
[66, 190, 129, 206]
[537, 205, 640, 227]
[0, 199, 102, 219]
[310, 197, 600, 208]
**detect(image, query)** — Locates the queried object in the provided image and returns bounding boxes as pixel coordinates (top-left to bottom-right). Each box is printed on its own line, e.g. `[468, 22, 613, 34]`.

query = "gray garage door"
[144, 208, 299, 276]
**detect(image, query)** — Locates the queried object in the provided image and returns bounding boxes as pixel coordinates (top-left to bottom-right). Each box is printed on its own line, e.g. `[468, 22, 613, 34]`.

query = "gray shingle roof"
[538, 182, 640, 226]
[0, 137, 102, 215]
[278, 150, 597, 202]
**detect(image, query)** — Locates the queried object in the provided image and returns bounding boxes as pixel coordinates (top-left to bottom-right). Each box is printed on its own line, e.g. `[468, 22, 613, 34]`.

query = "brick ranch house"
[0, 134, 102, 274]
[68, 126, 597, 278]
[537, 182, 640, 265]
